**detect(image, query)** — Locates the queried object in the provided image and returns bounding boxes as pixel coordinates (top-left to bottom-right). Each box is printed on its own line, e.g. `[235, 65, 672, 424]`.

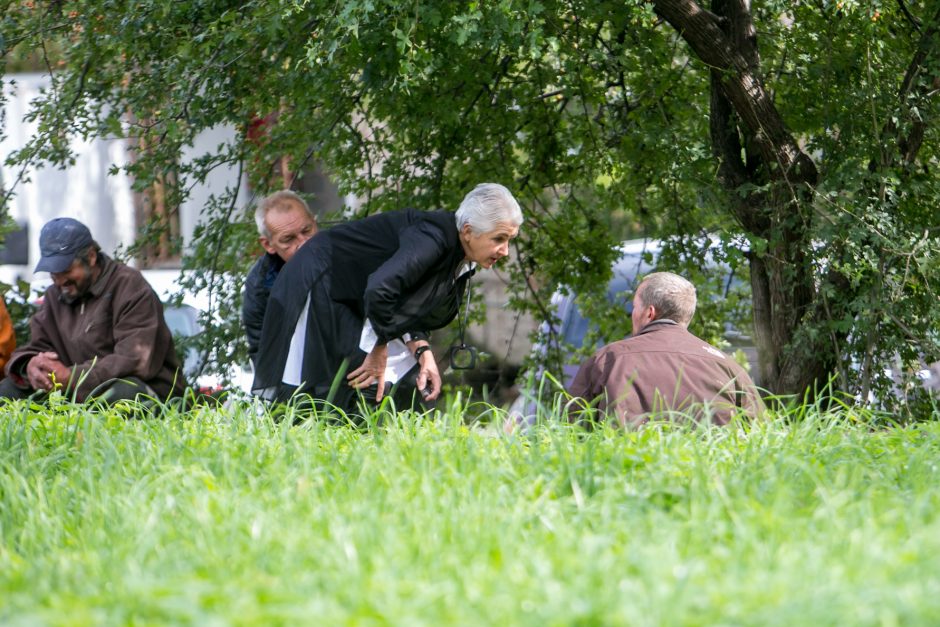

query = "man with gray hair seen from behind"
[242, 190, 318, 367]
[569, 271, 764, 426]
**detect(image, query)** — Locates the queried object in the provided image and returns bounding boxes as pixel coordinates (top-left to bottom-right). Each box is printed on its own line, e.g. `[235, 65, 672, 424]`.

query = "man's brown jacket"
[569, 319, 764, 426]
[5, 254, 188, 400]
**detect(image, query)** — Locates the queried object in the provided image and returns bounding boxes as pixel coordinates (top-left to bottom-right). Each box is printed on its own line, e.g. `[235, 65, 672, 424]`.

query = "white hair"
[638, 272, 697, 327]
[254, 190, 316, 238]
[455, 183, 523, 233]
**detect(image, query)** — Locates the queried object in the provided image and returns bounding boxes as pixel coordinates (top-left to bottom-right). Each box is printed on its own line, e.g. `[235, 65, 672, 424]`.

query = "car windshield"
[163, 304, 199, 337]
[162, 304, 202, 375]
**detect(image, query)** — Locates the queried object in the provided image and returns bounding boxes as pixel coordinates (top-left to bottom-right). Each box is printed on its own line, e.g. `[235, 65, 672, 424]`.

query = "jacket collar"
[264, 251, 285, 269]
[439, 211, 470, 273]
[89, 253, 116, 298]
[455, 260, 476, 279]
[635, 318, 680, 337]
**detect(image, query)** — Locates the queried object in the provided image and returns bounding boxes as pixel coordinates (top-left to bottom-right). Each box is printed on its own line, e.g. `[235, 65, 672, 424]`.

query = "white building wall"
[178, 125, 249, 246]
[0, 73, 137, 284]
[0, 73, 247, 286]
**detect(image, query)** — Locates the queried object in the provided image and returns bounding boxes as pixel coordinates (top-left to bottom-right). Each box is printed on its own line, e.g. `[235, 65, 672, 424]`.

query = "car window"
[162, 304, 203, 376]
[559, 251, 652, 349]
[561, 303, 592, 347]
[163, 304, 199, 337]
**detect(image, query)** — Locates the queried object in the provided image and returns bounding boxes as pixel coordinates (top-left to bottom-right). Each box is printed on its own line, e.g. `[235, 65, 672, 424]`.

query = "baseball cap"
[34, 218, 95, 273]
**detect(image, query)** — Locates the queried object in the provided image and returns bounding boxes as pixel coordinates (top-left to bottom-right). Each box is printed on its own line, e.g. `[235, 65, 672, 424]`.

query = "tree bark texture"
[887, 6, 940, 167]
[653, 0, 826, 394]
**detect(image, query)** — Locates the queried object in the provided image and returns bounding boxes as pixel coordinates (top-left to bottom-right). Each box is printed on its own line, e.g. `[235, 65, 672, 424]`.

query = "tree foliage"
[2, 0, 938, 412]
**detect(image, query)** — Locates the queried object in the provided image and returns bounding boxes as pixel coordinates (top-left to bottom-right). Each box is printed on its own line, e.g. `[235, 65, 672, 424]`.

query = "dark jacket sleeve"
[69, 282, 172, 398]
[4, 297, 59, 384]
[364, 220, 451, 344]
[242, 257, 268, 367]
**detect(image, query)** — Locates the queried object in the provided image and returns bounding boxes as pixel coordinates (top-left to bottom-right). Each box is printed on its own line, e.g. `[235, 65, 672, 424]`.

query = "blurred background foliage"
[1, 0, 938, 414]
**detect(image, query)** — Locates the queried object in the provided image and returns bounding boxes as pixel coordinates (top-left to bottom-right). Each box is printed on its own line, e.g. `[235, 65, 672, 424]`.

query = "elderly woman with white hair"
[252, 183, 523, 414]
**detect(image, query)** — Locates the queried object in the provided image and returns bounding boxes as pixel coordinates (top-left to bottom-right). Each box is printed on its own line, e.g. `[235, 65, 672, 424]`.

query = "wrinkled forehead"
[492, 221, 520, 237]
[268, 205, 315, 231]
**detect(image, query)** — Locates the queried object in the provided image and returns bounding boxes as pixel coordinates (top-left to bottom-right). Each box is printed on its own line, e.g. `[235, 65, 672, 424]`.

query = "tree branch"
[896, 6, 940, 164]
[651, 0, 817, 186]
[870, 5, 940, 171]
[897, 0, 921, 33]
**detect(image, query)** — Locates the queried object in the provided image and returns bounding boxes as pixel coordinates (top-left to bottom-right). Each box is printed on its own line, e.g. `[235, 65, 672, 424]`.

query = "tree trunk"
[653, 0, 826, 394]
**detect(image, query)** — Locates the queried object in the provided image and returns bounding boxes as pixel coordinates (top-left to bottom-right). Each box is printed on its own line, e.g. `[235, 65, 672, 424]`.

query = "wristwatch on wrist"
[414, 345, 431, 361]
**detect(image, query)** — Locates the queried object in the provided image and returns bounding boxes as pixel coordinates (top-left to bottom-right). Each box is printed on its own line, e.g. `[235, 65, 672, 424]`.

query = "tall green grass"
[1, 395, 939, 625]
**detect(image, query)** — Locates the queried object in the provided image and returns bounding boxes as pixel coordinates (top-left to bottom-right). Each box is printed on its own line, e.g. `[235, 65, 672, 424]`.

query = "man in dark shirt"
[242, 191, 317, 367]
[0, 218, 188, 403]
[569, 271, 764, 426]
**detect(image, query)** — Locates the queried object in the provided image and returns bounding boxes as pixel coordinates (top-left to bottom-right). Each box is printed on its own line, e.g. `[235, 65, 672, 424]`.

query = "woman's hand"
[347, 343, 389, 401]
[414, 345, 442, 401]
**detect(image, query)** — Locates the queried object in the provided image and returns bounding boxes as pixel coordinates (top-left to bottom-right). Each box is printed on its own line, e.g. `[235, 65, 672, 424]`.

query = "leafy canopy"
[2, 0, 938, 412]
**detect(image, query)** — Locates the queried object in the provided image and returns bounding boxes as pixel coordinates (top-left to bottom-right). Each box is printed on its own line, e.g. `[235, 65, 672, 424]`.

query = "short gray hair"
[638, 272, 697, 327]
[254, 191, 316, 238]
[455, 183, 523, 234]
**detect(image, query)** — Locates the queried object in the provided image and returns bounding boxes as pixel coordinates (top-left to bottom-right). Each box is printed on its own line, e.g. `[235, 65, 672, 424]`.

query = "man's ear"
[460, 223, 473, 241]
[259, 236, 277, 255]
[645, 305, 657, 323]
[87, 247, 98, 267]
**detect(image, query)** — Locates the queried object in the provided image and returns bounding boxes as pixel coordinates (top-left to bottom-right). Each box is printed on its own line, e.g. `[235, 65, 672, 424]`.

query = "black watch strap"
[414, 345, 431, 361]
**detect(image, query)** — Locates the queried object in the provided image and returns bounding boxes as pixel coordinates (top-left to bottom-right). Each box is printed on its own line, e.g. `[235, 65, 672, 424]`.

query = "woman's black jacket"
[252, 209, 472, 399]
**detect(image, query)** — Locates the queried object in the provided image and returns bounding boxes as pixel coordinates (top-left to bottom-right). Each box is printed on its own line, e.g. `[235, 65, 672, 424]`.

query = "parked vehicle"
[161, 301, 253, 398]
[143, 270, 253, 399]
[509, 238, 758, 422]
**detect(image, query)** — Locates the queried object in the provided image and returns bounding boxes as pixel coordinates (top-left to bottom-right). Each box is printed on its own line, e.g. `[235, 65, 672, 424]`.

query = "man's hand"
[348, 343, 389, 402]
[45, 357, 72, 389]
[26, 352, 56, 391]
[26, 356, 52, 391]
[26, 352, 70, 392]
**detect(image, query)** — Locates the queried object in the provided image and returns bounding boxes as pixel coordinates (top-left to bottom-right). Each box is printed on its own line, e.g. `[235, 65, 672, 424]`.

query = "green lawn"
[1, 395, 939, 625]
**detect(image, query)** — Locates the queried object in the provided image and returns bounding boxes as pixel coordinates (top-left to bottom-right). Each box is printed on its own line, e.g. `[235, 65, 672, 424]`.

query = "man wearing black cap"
[0, 217, 188, 403]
